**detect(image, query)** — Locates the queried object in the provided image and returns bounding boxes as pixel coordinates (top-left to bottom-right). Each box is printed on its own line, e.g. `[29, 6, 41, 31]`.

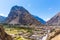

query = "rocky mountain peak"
[11, 5, 26, 12]
[56, 12, 60, 17]
[47, 12, 60, 25]
[5, 5, 42, 25]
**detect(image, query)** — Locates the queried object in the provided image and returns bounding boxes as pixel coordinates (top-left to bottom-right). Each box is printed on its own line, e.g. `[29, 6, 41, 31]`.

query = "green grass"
[3, 25, 33, 40]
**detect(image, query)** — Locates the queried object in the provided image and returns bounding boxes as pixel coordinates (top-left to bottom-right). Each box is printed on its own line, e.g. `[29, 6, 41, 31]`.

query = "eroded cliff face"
[0, 25, 13, 40]
[47, 27, 60, 40]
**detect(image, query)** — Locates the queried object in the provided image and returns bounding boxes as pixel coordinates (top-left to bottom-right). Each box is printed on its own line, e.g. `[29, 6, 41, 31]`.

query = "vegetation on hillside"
[2, 24, 47, 40]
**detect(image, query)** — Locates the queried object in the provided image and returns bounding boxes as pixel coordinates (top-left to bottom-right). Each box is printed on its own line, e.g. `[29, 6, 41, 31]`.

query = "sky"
[0, 0, 60, 21]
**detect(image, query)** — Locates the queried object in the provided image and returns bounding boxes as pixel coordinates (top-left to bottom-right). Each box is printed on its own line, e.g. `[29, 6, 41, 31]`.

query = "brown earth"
[47, 27, 60, 40]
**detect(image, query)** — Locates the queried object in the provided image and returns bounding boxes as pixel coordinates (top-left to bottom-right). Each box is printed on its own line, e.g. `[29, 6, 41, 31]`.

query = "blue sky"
[0, 0, 60, 21]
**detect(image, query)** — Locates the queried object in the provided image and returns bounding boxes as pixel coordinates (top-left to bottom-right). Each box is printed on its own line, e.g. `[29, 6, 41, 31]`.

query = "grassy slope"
[3, 25, 33, 40]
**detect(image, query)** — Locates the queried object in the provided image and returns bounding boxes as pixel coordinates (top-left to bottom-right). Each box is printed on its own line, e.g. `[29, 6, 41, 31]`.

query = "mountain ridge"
[46, 12, 60, 25]
[5, 5, 44, 25]
[0, 16, 6, 23]
[33, 15, 46, 24]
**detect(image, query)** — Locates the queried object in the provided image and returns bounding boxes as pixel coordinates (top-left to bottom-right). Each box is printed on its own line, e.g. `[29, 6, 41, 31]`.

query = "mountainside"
[47, 27, 60, 40]
[0, 16, 6, 23]
[5, 5, 42, 25]
[33, 15, 46, 24]
[0, 25, 12, 40]
[46, 12, 60, 25]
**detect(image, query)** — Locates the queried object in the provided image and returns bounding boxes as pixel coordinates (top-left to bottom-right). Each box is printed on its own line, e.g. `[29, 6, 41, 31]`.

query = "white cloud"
[45, 18, 50, 21]
[0, 14, 4, 16]
[0, 13, 7, 17]
[48, 8, 52, 10]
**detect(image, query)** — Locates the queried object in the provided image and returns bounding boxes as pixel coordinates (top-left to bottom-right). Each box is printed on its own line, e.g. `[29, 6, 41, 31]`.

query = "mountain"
[5, 5, 43, 25]
[33, 15, 46, 24]
[0, 16, 6, 23]
[46, 12, 60, 25]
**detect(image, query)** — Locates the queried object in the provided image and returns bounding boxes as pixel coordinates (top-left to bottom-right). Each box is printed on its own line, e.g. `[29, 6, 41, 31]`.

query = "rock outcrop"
[47, 27, 60, 40]
[0, 25, 13, 40]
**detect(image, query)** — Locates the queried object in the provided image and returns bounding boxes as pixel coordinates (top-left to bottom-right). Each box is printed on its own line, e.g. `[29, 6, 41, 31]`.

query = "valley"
[0, 5, 60, 40]
[3, 25, 48, 40]
[2, 24, 60, 40]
